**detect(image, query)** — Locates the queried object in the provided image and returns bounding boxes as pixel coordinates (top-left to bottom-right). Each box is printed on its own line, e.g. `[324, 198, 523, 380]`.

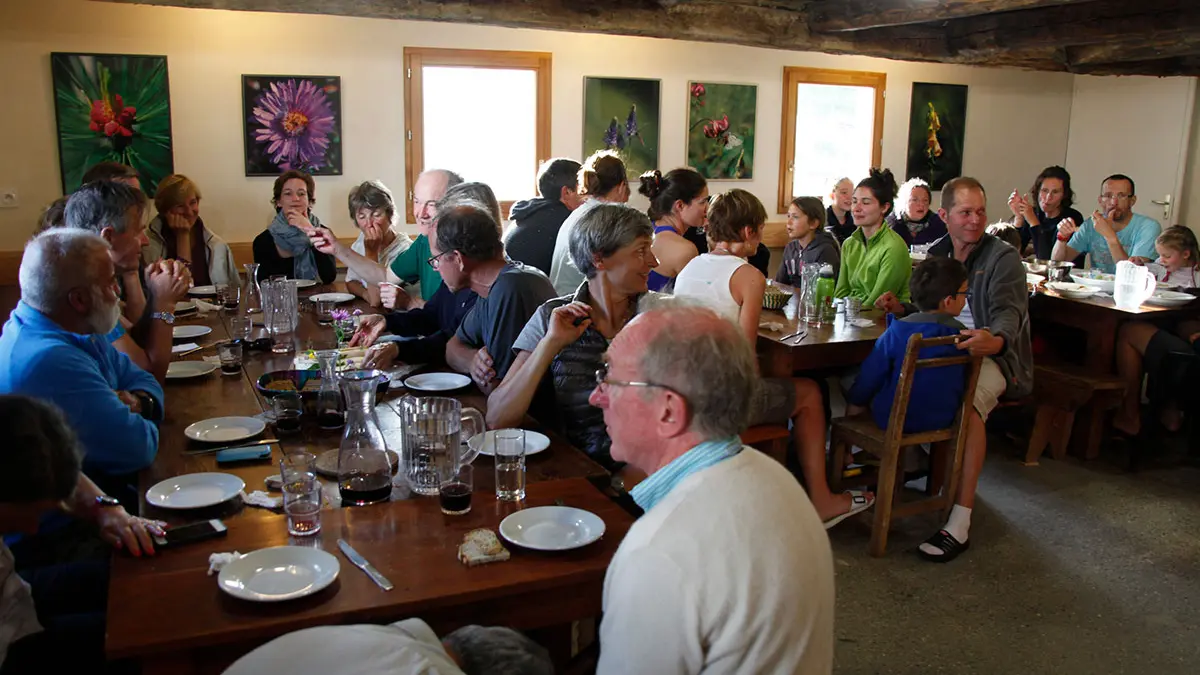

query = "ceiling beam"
[808, 0, 1098, 33]
[1068, 34, 1200, 66]
[1070, 56, 1200, 77]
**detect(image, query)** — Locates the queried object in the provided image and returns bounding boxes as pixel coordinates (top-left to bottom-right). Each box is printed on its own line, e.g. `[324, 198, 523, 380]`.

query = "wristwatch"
[95, 495, 121, 508]
[130, 390, 160, 420]
[151, 311, 176, 325]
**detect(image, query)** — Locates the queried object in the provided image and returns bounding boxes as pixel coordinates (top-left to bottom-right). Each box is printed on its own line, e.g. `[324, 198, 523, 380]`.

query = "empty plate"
[146, 472, 245, 509]
[173, 325, 212, 340]
[309, 292, 355, 303]
[175, 301, 198, 314]
[1146, 290, 1196, 307]
[294, 279, 318, 289]
[469, 430, 551, 457]
[499, 506, 606, 551]
[218, 546, 340, 602]
[185, 416, 266, 443]
[188, 285, 217, 296]
[404, 372, 471, 392]
[166, 361, 219, 380]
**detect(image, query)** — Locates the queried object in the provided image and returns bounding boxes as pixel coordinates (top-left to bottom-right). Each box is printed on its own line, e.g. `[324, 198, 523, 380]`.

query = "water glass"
[315, 299, 337, 325]
[283, 476, 322, 537]
[272, 392, 303, 435]
[279, 450, 316, 483]
[229, 315, 254, 341]
[844, 297, 863, 321]
[494, 429, 526, 502]
[439, 464, 473, 515]
[216, 283, 239, 311]
[216, 340, 243, 376]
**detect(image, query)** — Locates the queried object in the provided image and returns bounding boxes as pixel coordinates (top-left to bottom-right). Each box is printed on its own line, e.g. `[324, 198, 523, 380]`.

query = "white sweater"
[598, 450, 835, 675]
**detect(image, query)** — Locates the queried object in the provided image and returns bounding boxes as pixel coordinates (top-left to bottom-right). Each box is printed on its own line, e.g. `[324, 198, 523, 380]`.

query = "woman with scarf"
[252, 170, 337, 283]
[886, 177, 946, 247]
[144, 174, 240, 286]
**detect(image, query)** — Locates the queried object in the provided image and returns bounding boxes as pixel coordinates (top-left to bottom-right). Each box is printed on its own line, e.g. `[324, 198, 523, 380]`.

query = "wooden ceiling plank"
[808, 0, 1099, 32]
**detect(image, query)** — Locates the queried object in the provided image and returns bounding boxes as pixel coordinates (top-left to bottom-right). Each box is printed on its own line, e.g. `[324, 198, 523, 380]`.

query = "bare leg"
[1114, 322, 1158, 435]
[793, 379, 871, 520]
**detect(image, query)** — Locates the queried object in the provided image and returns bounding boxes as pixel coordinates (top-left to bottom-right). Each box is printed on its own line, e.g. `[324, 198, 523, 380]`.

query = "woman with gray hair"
[486, 203, 658, 469]
[344, 180, 412, 307]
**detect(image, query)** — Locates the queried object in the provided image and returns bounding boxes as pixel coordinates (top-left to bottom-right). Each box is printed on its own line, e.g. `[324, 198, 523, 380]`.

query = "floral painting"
[905, 82, 968, 190]
[582, 77, 660, 177]
[51, 53, 174, 196]
[242, 75, 342, 176]
[687, 82, 756, 180]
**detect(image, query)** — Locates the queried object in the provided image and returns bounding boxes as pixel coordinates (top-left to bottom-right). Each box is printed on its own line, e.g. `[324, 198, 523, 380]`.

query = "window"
[404, 48, 552, 223]
[777, 67, 886, 213]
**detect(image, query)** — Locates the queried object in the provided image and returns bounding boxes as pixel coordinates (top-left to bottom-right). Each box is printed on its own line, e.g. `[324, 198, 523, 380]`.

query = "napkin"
[847, 317, 876, 328]
[172, 342, 200, 354]
[208, 551, 245, 575]
[194, 299, 221, 314]
[759, 321, 785, 333]
[241, 490, 282, 510]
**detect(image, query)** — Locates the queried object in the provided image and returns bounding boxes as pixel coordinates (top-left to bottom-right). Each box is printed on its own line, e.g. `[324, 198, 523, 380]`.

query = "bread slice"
[458, 528, 510, 567]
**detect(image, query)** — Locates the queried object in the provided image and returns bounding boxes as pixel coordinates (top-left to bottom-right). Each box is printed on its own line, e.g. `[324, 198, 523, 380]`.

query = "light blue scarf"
[268, 210, 324, 281]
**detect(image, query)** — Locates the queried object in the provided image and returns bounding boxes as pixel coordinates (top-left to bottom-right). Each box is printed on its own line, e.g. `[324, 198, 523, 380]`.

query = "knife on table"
[338, 539, 394, 591]
[183, 438, 279, 455]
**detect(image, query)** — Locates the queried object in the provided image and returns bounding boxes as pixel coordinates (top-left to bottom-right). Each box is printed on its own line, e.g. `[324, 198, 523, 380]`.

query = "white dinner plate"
[146, 472, 245, 509]
[175, 301, 198, 314]
[294, 279, 318, 289]
[218, 546, 340, 602]
[166, 361, 219, 379]
[1046, 282, 1097, 300]
[469, 430, 551, 457]
[1026, 273, 1045, 285]
[173, 325, 213, 340]
[1145, 290, 1196, 307]
[499, 506, 606, 551]
[1071, 275, 1115, 293]
[403, 372, 472, 392]
[309, 292, 355, 303]
[188, 285, 217, 296]
[184, 416, 266, 443]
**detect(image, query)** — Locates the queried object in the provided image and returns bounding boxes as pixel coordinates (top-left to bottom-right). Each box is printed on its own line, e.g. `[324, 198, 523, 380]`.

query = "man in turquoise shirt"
[1052, 173, 1161, 273]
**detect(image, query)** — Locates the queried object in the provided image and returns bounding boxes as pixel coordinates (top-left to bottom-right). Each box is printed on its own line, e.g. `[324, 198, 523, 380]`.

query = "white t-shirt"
[347, 228, 412, 286]
[548, 199, 604, 295]
[598, 450, 835, 675]
[673, 253, 750, 324]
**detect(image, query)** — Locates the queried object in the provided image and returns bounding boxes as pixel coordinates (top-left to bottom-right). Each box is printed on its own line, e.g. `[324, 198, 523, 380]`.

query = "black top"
[383, 283, 479, 367]
[826, 206, 856, 244]
[1018, 207, 1085, 262]
[505, 198, 572, 276]
[252, 229, 337, 283]
[683, 226, 770, 276]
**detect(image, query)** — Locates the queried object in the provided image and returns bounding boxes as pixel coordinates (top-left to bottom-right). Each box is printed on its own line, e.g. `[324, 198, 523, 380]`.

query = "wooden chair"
[829, 334, 982, 557]
[1024, 364, 1125, 465]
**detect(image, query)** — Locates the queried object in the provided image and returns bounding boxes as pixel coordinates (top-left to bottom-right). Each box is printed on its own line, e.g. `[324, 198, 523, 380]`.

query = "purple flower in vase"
[329, 308, 351, 321]
[252, 79, 336, 171]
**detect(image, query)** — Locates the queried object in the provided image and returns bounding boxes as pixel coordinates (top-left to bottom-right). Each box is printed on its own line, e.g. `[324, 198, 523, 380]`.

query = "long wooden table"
[757, 306, 887, 377]
[110, 284, 628, 673]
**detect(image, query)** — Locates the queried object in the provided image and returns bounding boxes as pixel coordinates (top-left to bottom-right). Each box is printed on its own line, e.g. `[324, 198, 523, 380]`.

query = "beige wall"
[0, 0, 1077, 252]
[1179, 85, 1200, 233]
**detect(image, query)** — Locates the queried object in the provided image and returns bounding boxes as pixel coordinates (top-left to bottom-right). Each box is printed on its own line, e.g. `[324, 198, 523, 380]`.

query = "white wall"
[0, 0, 1077, 251]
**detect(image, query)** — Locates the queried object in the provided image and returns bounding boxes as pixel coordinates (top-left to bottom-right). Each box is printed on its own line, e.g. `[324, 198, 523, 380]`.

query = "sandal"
[917, 529, 970, 563]
[823, 490, 874, 530]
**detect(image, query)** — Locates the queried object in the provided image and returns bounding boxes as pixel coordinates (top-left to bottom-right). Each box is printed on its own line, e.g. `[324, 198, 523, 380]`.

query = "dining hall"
[1, 0, 1199, 673]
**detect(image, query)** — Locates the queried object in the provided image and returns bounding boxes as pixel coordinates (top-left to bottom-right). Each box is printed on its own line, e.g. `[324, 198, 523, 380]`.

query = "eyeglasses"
[950, 289, 973, 299]
[594, 365, 677, 395]
[427, 250, 452, 270]
[1100, 193, 1132, 202]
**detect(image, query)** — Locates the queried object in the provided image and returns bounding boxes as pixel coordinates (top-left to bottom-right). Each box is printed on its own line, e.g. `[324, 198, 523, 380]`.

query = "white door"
[1065, 75, 1196, 225]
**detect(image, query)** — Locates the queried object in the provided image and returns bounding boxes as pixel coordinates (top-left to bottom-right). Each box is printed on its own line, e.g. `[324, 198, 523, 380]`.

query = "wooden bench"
[1023, 364, 1125, 465]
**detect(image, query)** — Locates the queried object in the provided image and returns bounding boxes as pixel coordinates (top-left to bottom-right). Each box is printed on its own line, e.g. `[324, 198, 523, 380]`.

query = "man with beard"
[0, 229, 164, 496]
[1051, 173, 1161, 274]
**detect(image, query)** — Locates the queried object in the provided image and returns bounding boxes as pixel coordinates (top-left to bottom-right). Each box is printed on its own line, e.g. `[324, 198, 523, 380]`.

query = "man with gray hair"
[0, 229, 164, 503]
[589, 304, 834, 674]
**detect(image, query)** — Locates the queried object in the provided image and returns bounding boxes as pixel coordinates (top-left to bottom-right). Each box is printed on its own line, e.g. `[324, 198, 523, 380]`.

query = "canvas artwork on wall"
[582, 77, 660, 177]
[686, 82, 756, 180]
[51, 52, 174, 196]
[905, 82, 968, 190]
[243, 75, 342, 176]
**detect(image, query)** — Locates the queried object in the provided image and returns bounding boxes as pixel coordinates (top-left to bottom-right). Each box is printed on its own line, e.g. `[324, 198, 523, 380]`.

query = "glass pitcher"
[315, 350, 344, 430]
[396, 395, 485, 496]
[262, 278, 297, 354]
[337, 371, 392, 506]
[241, 263, 263, 315]
[799, 263, 822, 324]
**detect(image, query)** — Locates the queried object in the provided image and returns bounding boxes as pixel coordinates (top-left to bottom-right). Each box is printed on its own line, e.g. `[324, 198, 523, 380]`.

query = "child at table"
[846, 257, 970, 433]
[1133, 225, 1200, 289]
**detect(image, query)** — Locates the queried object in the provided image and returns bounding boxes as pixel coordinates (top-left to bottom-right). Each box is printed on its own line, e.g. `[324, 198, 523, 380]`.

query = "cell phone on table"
[153, 519, 228, 549]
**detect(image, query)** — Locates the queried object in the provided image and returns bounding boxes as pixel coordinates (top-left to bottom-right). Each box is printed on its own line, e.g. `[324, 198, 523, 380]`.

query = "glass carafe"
[396, 395, 484, 496]
[315, 350, 344, 430]
[799, 263, 822, 324]
[337, 371, 392, 506]
[241, 263, 263, 315]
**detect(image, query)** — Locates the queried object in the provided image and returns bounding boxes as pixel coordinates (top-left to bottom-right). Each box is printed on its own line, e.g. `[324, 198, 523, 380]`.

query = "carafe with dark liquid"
[337, 371, 392, 506]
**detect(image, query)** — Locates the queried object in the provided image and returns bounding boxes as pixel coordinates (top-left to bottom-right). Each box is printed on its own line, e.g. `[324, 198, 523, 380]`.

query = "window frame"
[403, 47, 553, 224]
[777, 66, 886, 214]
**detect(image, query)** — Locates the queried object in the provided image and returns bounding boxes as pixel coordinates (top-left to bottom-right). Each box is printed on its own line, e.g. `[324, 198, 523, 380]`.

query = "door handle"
[1150, 194, 1171, 222]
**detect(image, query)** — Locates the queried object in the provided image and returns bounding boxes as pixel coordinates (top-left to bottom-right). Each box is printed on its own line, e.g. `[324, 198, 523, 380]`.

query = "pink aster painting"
[242, 75, 342, 176]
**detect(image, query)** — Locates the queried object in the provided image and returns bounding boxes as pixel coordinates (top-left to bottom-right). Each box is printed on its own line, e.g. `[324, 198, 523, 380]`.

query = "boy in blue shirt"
[847, 257, 970, 433]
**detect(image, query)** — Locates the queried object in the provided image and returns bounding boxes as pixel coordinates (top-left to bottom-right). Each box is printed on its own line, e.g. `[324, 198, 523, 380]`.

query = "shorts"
[973, 358, 1006, 422]
[748, 377, 797, 426]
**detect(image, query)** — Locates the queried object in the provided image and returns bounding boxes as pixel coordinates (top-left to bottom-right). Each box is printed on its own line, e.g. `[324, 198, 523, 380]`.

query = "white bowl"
[1071, 274, 1115, 293]
[499, 506, 606, 551]
[1145, 290, 1196, 307]
[1046, 282, 1098, 300]
[218, 547, 339, 602]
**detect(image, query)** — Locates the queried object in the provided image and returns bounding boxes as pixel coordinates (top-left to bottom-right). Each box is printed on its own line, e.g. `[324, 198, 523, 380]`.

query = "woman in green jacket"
[834, 168, 912, 306]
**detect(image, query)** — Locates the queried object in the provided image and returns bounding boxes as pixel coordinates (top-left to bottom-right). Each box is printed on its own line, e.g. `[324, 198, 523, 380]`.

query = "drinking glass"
[844, 297, 862, 322]
[216, 340, 243, 376]
[439, 464, 473, 515]
[494, 429, 526, 502]
[222, 284, 240, 311]
[315, 299, 336, 325]
[282, 477, 321, 537]
[272, 392, 303, 435]
[263, 279, 297, 354]
[229, 315, 254, 341]
[279, 450, 316, 483]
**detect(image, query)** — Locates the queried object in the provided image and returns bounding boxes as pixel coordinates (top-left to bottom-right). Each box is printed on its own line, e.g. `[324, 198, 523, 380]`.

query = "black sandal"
[917, 529, 970, 563]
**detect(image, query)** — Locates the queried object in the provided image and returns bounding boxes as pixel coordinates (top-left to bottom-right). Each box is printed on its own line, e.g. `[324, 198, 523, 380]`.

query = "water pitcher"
[799, 263, 822, 324]
[262, 278, 298, 354]
[337, 371, 392, 506]
[395, 395, 485, 496]
[241, 263, 263, 315]
[1114, 260, 1155, 309]
[315, 350, 344, 430]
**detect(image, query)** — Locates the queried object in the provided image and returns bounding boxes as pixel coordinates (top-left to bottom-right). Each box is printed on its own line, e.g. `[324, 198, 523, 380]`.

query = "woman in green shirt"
[834, 168, 912, 306]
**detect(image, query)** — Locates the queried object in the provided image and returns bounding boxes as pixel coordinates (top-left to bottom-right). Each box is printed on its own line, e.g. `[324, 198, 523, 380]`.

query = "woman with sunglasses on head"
[640, 167, 708, 292]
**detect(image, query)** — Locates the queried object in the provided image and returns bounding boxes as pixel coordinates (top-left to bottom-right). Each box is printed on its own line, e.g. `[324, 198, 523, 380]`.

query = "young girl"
[1137, 225, 1199, 288]
[774, 196, 840, 288]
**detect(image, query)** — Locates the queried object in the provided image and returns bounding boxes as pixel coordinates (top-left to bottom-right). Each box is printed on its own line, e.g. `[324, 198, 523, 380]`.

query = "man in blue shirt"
[0, 229, 163, 497]
[1052, 173, 1161, 273]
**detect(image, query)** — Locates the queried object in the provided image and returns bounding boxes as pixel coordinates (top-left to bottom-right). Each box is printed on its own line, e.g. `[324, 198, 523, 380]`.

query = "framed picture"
[242, 75, 342, 176]
[686, 81, 756, 180]
[905, 82, 968, 190]
[50, 52, 174, 196]
[582, 76, 660, 177]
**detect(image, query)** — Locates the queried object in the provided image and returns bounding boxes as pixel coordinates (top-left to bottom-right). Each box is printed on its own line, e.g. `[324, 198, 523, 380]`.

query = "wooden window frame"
[777, 67, 886, 214]
[403, 47, 553, 224]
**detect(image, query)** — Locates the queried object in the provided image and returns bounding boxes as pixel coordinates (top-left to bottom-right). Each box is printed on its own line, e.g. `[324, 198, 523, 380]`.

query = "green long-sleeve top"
[388, 234, 441, 301]
[834, 225, 912, 305]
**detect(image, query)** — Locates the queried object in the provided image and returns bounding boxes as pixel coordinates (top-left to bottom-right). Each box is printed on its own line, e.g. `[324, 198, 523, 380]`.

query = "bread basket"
[762, 287, 792, 310]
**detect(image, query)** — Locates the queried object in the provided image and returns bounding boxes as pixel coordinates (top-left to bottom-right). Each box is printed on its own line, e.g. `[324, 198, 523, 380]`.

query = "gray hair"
[20, 229, 111, 314]
[347, 180, 396, 223]
[0, 395, 82, 503]
[895, 177, 932, 219]
[64, 180, 146, 234]
[442, 625, 553, 675]
[635, 302, 758, 438]
[569, 204, 653, 279]
[440, 182, 502, 229]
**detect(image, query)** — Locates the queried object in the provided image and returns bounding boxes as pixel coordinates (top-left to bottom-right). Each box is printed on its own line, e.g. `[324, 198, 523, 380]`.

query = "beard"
[85, 287, 122, 335]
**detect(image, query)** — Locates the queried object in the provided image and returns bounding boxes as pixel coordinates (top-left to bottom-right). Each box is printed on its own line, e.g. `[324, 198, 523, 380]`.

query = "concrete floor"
[827, 437, 1200, 675]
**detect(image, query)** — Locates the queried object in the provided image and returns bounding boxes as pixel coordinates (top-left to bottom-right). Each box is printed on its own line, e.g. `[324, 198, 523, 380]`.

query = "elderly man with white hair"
[0, 229, 164, 506]
[589, 303, 834, 675]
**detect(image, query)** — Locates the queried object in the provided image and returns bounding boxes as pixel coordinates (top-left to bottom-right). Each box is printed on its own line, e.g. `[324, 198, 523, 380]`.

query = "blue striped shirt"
[630, 437, 744, 512]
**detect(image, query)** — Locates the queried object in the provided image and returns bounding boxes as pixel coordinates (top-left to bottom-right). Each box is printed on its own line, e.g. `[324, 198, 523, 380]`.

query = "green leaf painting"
[686, 82, 756, 180]
[905, 82, 967, 191]
[51, 53, 174, 196]
[583, 77, 660, 177]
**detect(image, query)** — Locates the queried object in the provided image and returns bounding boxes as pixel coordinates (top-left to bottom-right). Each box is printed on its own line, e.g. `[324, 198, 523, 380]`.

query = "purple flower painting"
[583, 77, 660, 177]
[242, 75, 342, 176]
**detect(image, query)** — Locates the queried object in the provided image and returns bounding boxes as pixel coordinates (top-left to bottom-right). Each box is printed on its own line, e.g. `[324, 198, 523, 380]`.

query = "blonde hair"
[1156, 225, 1200, 267]
[154, 174, 201, 215]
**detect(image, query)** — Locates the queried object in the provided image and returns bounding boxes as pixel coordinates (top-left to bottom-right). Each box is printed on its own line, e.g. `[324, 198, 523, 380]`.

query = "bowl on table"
[256, 369, 390, 400]
[1045, 282, 1098, 300]
[1070, 271, 1115, 293]
[762, 286, 793, 310]
[1045, 261, 1075, 282]
[1145, 290, 1197, 307]
[1023, 260, 1049, 276]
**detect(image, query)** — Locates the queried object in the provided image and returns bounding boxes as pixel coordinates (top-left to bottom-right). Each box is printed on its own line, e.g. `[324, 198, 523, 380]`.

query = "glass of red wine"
[272, 392, 303, 435]
[439, 464, 473, 515]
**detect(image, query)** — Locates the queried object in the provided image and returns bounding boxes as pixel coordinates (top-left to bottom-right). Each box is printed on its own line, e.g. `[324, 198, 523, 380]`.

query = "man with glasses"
[1052, 174, 1161, 273]
[589, 303, 833, 674]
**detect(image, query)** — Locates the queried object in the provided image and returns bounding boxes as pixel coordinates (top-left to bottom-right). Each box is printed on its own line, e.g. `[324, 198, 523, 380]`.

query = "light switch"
[0, 189, 17, 209]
